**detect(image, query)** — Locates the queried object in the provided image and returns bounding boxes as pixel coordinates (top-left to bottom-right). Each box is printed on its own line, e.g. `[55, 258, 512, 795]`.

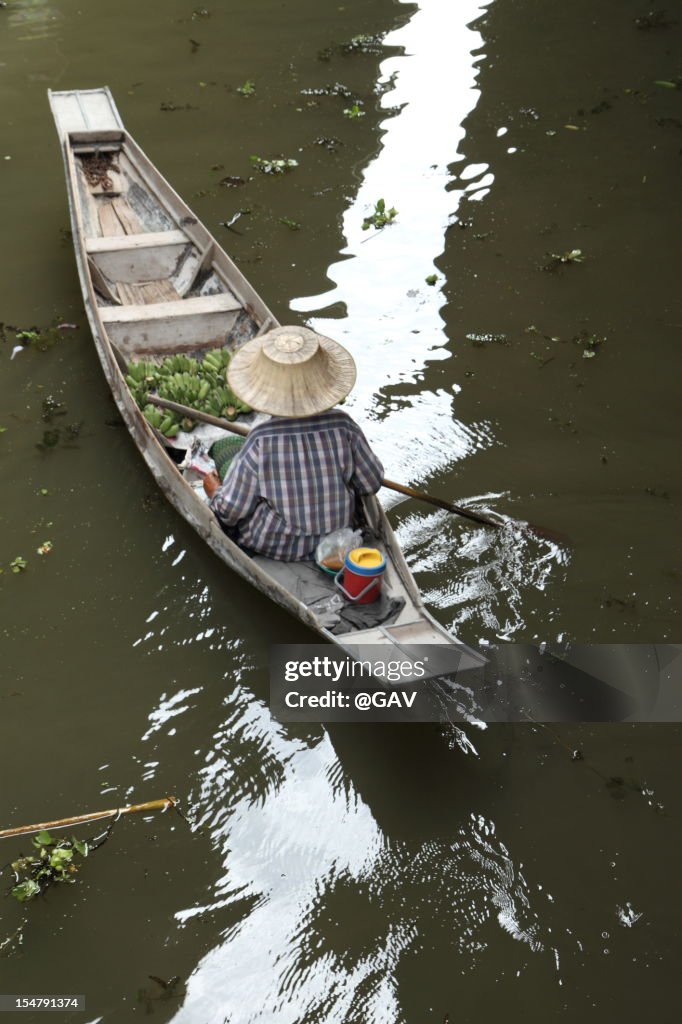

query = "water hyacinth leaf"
[49, 847, 73, 870]
[654, 80, 677, 88]
[425, 274, 438, 285]
[362, 197, 398, 230]
[73, 837, 89, 857]
[33, 830, 54, 847]
[12, 879, 41, 903]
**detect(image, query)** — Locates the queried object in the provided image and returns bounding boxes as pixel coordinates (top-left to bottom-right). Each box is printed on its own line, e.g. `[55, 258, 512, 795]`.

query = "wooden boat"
[48, 87, 463, 660]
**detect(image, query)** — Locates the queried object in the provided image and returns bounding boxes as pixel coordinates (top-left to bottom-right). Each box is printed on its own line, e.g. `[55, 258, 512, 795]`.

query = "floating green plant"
[343, 103, 365, 118]
[542, 248, 585, 272]
[250, 155, 298, 174]
[574, 329, 606, 359]
[236, 80, 256, 97]
[362, 198, 397, 230]
[9, 831, 90, 903]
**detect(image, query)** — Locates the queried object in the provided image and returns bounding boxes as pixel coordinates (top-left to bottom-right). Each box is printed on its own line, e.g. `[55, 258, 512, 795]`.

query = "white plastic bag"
[315, 528, 362, 572]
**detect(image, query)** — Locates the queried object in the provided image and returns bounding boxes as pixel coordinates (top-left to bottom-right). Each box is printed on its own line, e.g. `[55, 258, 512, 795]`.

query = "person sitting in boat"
[203, 326, 384, 560]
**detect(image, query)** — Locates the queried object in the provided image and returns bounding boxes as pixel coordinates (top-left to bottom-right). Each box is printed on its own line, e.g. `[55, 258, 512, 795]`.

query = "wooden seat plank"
[85, 230, 189, 253]
[99, 291, 241, 324]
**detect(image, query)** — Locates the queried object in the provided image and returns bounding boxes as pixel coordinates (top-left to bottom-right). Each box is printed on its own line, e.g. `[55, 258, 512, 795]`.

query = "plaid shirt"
[209, 410, 384, 560]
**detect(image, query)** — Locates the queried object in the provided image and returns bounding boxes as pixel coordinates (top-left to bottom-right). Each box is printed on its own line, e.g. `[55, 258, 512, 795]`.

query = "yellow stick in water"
[0, 797, 177, 841]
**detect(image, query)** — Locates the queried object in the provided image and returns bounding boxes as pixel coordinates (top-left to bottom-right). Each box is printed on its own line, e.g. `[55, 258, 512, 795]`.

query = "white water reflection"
[292, 0, 569, 636]
[172, 719, 549, 1023]
[292, 0, 493, 483]
[395, 509, 569, 637]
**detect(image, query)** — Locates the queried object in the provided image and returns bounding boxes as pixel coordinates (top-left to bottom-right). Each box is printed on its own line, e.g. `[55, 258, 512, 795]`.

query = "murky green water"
[1, 0, 680, 1020]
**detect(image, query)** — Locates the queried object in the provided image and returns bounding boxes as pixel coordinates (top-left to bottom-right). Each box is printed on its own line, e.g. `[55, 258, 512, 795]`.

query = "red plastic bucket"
[335, 547, 386, 604]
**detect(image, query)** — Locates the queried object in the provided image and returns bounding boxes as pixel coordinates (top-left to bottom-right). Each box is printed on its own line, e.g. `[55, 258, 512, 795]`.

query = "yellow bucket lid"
[347, 547, 384, 569]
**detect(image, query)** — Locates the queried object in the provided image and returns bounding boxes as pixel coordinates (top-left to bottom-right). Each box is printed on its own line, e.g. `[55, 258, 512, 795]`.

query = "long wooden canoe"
[48, 87, 463, 660]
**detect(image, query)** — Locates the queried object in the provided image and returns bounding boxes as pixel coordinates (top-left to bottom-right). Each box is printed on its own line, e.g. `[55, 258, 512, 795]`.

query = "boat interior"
[68, 132, 266, 362]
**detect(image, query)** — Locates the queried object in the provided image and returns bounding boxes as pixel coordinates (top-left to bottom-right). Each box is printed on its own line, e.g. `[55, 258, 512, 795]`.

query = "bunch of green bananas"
[127, 348, 251, 433]
[204, 385, 250, 421]
[156, 354, 200, 377]
[141, 404, 180, 438]
[200, 349, 231, 376]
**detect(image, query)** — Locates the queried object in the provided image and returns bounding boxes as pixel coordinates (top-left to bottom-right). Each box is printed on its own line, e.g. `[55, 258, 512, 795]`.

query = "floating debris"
[218, 174, 247, 187]
[466, 332, 510, 347]
[574, 329, 606, 358]
[318, 33, 384, 61]
[137, 975, 184, 1012]
[160, 101, 198, 112]
[250, 155, 298, 174]
[343, 102, 365, 118]
[312, 136, 343, 152]
[542, 248, 585, 272]
[617, 902, 643, 927]
[425, 274, 438, 285]
[42, 396, 67, 422]
[279, 217, 301, 230]
[635, 11, 677, 30]
[362, 198, 397, 230]
[10, 832, 89, 903]
[340, 33, 384, 55]
[300, 82, 352, 98]
[36, 541, 53, 556]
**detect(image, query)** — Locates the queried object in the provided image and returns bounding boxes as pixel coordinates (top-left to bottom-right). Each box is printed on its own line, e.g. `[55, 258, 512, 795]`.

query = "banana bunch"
[127, 359, 160, 386]
[142, 404, 180, 438]
[156, 354, 199, 377]
[204, 385, 251, 422]
[127, 347, 251, 434]
[158, 372, 209, 406]
[201, 348, 231, 377]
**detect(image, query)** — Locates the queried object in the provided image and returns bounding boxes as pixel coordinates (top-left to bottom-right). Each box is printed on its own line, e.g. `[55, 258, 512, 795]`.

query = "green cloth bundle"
[210, 436, 246, 481]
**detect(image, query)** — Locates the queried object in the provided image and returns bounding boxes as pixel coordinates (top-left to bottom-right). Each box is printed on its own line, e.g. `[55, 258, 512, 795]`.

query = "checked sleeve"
[209, 444, 260, 528]
[349, 425, 384, 496]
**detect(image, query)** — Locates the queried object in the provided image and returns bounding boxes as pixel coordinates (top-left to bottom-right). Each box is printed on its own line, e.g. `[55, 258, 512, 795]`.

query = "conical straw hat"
[227, 325, 357, 418]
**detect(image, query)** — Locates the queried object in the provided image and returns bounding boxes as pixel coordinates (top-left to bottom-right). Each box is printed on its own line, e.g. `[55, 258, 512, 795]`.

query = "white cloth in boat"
[209, 410, 384, 560]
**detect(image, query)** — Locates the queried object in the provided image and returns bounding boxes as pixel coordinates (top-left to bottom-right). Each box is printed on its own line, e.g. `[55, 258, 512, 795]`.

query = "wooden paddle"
[147, 396, 565, 541]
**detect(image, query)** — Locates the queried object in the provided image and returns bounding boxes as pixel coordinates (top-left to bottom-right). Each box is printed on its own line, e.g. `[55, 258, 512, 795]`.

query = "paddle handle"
[147, 396, 507, 529]
[149, 396, 249, 436]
